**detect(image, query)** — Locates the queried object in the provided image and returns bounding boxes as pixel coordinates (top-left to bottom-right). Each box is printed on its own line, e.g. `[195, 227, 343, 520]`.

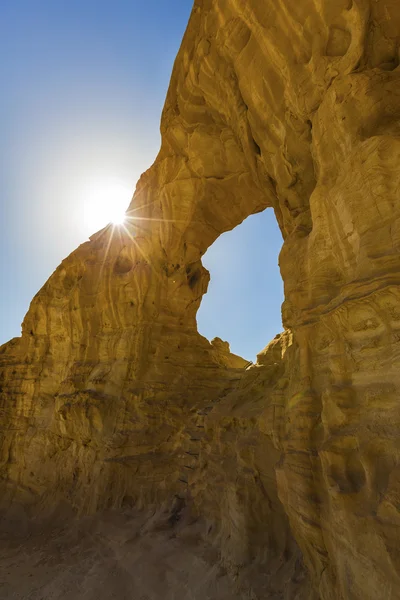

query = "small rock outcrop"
[2, 1, 400, 598]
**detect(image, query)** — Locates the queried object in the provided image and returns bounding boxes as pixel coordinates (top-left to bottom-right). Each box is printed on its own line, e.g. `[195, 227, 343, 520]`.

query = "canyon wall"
[2, 1, 400, 598]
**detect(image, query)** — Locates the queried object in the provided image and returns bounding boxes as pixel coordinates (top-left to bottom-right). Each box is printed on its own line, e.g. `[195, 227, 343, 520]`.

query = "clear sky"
[0, 0, 283, 361]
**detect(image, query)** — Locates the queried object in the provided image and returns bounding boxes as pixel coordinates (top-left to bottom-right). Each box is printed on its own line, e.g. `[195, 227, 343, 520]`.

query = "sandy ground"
[0, 505, 253, 600]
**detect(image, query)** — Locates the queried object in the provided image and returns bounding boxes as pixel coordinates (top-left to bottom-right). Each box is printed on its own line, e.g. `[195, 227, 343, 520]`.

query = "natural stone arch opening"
[196, 208, 284, 362]
[2, 1, 400, 598]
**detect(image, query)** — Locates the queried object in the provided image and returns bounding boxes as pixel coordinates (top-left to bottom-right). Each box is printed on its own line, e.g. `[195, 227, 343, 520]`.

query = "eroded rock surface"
[2, 1, 400, 598]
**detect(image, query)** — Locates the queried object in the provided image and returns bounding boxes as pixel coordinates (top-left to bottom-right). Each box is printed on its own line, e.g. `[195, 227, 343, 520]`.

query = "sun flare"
[82, 179, 132, 233]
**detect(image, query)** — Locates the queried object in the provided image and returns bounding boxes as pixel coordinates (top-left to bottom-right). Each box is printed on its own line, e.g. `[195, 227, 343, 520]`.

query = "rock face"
[2, 1, 400, 598]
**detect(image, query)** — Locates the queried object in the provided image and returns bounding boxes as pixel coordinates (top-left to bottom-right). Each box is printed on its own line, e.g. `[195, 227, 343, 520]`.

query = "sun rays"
[89, 184, 195, 292]
[82, 179, 132, 232]
[95, 199, 179, 286]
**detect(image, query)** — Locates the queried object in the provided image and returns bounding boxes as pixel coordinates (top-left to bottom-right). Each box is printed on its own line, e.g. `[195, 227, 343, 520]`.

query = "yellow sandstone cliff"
[2, 1, 400, 598]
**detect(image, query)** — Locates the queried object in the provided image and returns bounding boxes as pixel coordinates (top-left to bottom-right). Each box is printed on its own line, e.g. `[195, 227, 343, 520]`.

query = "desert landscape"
[2, 1, 400, 598]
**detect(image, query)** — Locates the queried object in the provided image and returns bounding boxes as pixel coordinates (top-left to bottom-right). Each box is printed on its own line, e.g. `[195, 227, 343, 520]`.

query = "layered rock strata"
[2, 1, 400, 598]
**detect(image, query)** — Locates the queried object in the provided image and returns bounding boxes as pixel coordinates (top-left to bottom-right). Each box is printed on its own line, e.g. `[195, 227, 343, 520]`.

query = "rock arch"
[2, 1, 400, 598]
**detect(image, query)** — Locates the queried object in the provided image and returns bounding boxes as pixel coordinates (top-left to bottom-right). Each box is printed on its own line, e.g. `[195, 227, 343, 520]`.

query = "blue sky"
[0, 0, 283, 361]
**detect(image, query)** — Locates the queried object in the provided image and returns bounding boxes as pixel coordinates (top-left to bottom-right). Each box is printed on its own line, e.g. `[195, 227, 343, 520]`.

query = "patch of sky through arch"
[197, 209, 284, 363]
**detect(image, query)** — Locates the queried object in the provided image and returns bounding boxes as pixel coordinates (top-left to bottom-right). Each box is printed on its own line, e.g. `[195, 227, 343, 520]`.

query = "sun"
[82, 179, 132, 233]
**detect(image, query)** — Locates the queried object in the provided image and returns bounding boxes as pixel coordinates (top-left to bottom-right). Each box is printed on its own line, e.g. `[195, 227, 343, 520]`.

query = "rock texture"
[2, 0, 400, 598]
[0, 507, 258, 600]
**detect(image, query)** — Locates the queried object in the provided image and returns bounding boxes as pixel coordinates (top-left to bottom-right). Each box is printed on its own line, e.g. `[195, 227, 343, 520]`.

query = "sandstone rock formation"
[2, 1, 400, 598]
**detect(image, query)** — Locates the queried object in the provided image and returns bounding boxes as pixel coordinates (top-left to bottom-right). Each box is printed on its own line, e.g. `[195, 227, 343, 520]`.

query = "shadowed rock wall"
[2, 1, 400, 598]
